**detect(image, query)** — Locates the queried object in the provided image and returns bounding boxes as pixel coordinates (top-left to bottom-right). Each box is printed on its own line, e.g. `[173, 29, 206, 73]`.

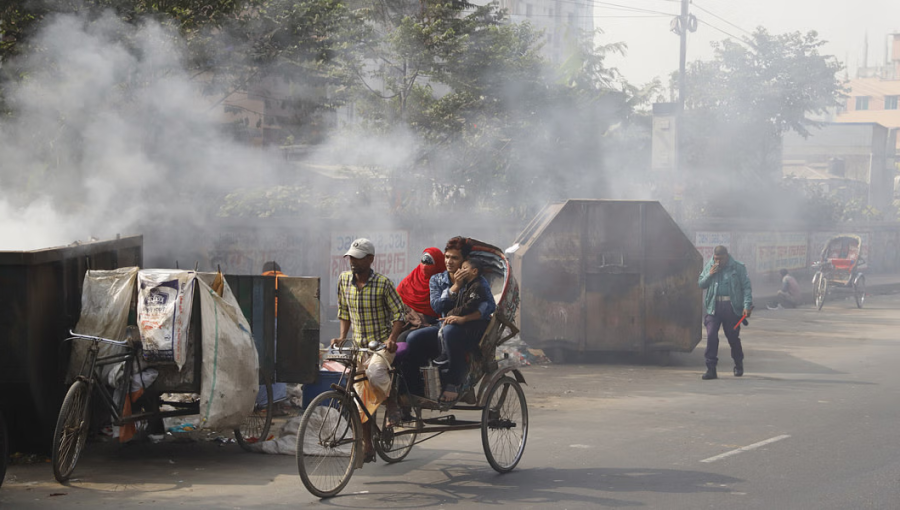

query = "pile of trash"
[496, 337, 550, 366]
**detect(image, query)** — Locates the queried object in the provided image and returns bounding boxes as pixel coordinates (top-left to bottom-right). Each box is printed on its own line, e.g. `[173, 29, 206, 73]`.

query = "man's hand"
[384, 338, 397, 354]
[330, 338, 346, 347]
[743, 308, 752, 318]
[709, 264, 720, 275]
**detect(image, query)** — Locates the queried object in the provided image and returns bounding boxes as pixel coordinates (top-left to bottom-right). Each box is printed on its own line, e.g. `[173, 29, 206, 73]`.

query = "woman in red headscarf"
[396, 247, 446, 327]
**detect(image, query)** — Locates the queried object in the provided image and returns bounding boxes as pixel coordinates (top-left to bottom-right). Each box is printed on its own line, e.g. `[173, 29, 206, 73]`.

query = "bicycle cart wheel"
[373, 406, 416, 463]
[854, 275, 866, 308]
[814, 273, 827, 311]
[235, 380, 274, 452]
[481, 376, 528, 473]
[1, 411, 7, 488]
[52, 380, 91, 483]
[296, 390, 360, 498]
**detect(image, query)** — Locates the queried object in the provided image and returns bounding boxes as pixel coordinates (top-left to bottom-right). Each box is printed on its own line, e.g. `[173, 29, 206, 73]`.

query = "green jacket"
[698, 257, 753, 316]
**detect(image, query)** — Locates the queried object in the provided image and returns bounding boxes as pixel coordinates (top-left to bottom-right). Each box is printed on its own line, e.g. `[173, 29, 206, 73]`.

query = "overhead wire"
[691, 2, 753, 36]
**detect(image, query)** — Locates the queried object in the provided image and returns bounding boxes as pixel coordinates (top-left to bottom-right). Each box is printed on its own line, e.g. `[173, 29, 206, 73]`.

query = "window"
[855, 96, 869, 110]
[525, 3, 532, 17]
[886, 95, 899, 110]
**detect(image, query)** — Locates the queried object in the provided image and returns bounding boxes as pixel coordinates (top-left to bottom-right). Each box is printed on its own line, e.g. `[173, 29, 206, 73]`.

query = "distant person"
[260, 261, 288, 413]
[768, 268, 801, 310]
[698, 246, 753, 380]
[333, 238, 404, 463]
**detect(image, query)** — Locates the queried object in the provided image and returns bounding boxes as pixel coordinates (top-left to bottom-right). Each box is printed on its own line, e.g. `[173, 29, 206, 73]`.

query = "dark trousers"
[704, 300, 744, 370]
[439, 321, 487, 387]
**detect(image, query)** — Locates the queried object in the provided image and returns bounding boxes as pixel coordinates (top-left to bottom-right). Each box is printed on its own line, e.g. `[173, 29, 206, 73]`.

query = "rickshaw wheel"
[481, 376, 528, 473]
[0, 411, 7, 488]
[234, 380, 274, 452]
[854, 276, 866, 308]
[52, 380, 91, 483]
[814, 273, 827, 311]
[296, 390, 360, 498]
[373, 405, 417, 463]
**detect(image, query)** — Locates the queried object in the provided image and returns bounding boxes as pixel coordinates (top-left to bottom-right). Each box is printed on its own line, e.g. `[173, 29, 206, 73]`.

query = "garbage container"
[0, 236, 143, 453]
[509, 200, 702, 361]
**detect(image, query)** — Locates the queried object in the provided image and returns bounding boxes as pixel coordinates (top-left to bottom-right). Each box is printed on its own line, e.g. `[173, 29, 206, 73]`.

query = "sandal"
[439, 384, 459, 403]
[384, 399, 403, 428]
[364, 450, 376, 463]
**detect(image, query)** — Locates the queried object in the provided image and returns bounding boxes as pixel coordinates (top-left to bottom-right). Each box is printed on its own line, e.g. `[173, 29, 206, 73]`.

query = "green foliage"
[678, 28, 847, 222]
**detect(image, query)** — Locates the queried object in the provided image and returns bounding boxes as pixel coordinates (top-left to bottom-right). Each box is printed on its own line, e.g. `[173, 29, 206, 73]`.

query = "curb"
[757, 281, 900, 308]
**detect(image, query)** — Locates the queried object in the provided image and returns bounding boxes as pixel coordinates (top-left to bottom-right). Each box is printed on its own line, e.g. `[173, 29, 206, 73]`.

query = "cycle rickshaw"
[811, 234, 867, 310]
[296, 239, 526, 498]
[52, 269, 320, 483]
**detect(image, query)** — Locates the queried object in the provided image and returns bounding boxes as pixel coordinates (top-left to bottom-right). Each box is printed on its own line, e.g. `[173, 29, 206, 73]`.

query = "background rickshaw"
[51, 270, 320, 483]
[812, 234, 866, 310]
[296, 239, 526, 498]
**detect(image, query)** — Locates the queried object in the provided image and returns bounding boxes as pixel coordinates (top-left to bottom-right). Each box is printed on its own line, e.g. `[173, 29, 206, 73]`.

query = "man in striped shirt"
[333, 238, 404, 462]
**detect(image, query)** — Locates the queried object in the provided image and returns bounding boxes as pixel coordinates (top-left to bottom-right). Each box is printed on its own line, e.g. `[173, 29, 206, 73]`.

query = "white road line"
[700, 435, 791, 463]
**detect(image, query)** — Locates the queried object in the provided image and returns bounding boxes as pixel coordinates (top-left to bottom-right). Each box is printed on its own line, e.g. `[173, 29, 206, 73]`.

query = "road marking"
[700, 435, 791, 463]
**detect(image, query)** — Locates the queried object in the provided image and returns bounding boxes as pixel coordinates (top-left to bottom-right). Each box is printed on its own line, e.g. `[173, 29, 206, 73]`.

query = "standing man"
[333, 238, 404, 462]
[698, 245, 753, 380]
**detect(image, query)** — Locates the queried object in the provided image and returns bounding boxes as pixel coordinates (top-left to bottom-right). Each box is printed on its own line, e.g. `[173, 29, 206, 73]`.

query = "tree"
[677, 28, 846, 221]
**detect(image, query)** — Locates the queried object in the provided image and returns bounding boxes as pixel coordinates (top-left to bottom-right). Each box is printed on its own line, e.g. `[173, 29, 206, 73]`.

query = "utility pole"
[678, 0, 690, 113]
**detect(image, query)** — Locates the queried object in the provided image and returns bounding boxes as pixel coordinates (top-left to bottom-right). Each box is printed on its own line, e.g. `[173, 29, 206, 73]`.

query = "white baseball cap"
[344, 238, 375, 258]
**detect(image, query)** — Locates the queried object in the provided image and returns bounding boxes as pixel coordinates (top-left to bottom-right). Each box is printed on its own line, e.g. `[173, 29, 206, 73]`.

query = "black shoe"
[702, 369, 717, 380]
[734, 365, 744, 377]
[432, 354, 449, 366]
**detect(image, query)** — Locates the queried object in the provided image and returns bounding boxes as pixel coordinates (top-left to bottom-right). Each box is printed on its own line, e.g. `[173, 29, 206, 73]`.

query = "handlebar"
[66, 330, 130, 347]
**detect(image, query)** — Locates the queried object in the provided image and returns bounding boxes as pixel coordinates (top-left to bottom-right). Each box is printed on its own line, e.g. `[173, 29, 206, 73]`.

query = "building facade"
[496, 0, 594, 64]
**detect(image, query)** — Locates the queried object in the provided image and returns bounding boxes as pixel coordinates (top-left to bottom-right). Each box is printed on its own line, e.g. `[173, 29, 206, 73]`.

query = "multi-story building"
[836, 33, 900, 148]
[496, 0, 594, 64]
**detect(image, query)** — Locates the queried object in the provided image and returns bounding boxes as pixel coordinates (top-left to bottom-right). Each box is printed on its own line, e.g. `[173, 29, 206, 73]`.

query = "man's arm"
[698, 260, 715, 289]
[430, 273, 455, 316]
[740, 265, 753, 313]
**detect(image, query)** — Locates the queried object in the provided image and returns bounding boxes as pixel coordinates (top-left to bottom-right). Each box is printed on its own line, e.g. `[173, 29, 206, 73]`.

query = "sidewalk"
[753, 272, 900, 308]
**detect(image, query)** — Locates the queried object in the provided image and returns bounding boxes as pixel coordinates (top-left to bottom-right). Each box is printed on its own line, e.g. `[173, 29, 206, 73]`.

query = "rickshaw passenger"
[432, 258, 495, 399]
[399, 237, 495, 402]
[395, 247, 446, 341]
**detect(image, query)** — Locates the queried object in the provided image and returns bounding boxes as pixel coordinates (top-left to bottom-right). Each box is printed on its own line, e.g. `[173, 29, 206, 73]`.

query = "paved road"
[3, 293, 900, 509]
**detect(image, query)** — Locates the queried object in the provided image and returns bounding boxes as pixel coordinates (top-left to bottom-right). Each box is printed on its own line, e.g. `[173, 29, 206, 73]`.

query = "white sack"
[68, 267, 139, 382]
[138, 270, 196, 369]
[196, 275, 259, 430]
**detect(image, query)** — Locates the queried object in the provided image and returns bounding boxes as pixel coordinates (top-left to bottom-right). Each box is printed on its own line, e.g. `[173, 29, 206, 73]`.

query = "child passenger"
[433, 258, 492, 367]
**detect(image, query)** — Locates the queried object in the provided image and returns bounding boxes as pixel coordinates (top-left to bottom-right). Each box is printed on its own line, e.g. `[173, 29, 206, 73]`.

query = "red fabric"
[397, 247, 446, 317]
[830, 258, 854, 270]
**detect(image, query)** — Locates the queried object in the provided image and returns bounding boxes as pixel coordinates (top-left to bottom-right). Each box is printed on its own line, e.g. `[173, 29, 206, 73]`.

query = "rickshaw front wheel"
[813, 273, 827, 311]
[854, 275, 866, 308]
[481, 376, 528, 473]
[296, 390, 360, 498]
[52, 380, 91, 483]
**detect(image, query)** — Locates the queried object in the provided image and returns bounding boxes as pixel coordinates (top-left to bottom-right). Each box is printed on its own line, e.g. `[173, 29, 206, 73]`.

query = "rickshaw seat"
[829, 258, 855, 270]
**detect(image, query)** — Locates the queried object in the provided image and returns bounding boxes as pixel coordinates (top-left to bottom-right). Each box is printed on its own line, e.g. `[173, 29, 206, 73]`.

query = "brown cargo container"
[508, 200, 702, 361]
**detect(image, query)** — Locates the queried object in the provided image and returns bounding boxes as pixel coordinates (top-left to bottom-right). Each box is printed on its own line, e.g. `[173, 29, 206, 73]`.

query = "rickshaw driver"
[332, 238, 405, 463]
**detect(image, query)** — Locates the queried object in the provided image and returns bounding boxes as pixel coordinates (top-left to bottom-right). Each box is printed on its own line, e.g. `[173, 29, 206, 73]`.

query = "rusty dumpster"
[507, 200, 702, 361]
[0, 236, 143, 453]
